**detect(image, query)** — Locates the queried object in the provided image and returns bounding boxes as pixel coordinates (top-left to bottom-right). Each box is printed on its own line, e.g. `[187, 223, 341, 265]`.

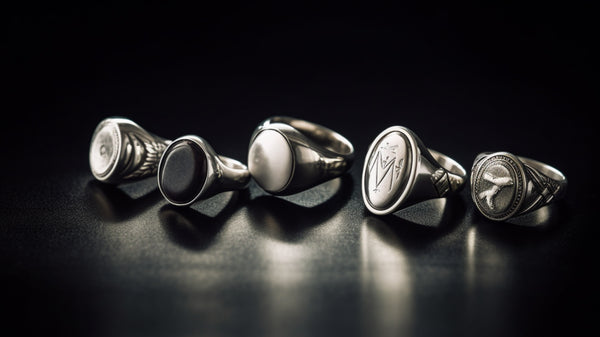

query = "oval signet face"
[248, 129, 294, 193]
[472, 153, 524, 220]
[363, 131, 412, 211]
[159, 140, 208, 205]
[89, 122, 120, 179]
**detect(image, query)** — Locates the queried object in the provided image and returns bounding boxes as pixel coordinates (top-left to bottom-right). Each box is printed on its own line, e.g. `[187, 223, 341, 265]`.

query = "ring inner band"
[476, 152, 566, 184]
[518, 156, 566, 182]
[265, 116, 353, 156]
[429, 149, 467, 177]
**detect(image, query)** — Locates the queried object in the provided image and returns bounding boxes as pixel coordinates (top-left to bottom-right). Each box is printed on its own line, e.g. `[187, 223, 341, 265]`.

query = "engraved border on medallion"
[91, 121, 122, 179]
[364, 131, 411, 210]
[361, 127, 418, 215]
[473, 154, 524, 220]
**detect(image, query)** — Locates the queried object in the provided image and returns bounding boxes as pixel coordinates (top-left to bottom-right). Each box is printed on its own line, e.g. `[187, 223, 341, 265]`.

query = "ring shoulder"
[518, 163, 564, 215]
[121, 131, 170, 180]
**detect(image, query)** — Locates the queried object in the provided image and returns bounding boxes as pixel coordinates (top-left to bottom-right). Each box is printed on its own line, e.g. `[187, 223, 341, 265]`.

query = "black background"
[1, 2, 596, 337]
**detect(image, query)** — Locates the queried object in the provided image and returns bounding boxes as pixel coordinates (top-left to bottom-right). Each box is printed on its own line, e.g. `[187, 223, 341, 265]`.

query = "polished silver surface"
[89, 117, 171, 184]
[157, 135, 250, 206]
[248, 116, 355, 195]
[362, 126, 467, 215]
[471, 152, 567, 221]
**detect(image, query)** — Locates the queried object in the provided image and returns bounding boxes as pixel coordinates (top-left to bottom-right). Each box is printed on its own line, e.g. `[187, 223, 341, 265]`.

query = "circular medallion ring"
[362, 126, 467, 215]
[471, 152, 567, 221]
[89, 117, 172, 184]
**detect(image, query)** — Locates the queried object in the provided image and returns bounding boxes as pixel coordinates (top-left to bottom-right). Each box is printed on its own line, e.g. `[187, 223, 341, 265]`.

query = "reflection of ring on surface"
[362, 126, 467, 215]
[248, 116, 355, 195]
[89, 117, 171, 183]
[471, 151, 567, 221]
[157, 135, 250, 206]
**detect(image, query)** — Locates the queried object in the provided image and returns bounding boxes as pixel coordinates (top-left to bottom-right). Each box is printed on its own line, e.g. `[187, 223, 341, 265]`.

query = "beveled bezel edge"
[157, 135, 219, 207]
[470, 151, 526, 221]
[89, 118, 128, 182]
[248, 124, 297, 194]
[259, 116, 355, 159]
[361, 126, 420, 215]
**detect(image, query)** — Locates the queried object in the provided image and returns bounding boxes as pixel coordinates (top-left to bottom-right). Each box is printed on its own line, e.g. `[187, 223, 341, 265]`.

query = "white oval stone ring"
[248, 116, 355, 195]
[362, 126, 467, 215]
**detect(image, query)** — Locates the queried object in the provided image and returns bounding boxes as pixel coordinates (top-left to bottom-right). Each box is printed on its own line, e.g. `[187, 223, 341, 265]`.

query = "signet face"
[90, 121, 121, 179]
[363, 131, 413, 211]
[471, 153, 525, 221]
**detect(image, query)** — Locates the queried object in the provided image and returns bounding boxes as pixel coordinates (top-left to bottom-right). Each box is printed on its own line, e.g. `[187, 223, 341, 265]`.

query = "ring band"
[157, 135, 250, 206]
[89, 117, 171, 183]
[248, 116, 355, 195]
[362, 126, 467, 215]
[471, 151, 567, 221]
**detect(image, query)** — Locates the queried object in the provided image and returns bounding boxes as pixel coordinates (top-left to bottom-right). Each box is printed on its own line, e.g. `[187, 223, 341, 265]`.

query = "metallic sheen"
[362, 126, 467, 215]
[471, 152, 567, 221]
[158, 135, 250, 206]
[89, 117, 171, 184]
[248, 116, 355, 195]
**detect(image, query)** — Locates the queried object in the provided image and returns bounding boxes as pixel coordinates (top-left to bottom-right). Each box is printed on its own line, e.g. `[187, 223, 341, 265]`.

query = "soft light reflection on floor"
[360, 218, 413, 337]
[259, 238, 316, 337]
[256, 211, 350, 337]
[262, 239, 313, 284]
[463, 222, 513, 334]
[466, 226, 477, 290]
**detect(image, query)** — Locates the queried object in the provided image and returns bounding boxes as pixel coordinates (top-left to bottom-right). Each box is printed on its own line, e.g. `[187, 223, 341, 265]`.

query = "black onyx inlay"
[160, 141, 208, 204]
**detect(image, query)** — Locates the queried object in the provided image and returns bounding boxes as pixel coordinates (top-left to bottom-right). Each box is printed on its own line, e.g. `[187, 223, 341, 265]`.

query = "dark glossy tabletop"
[2, 3, 596, 337]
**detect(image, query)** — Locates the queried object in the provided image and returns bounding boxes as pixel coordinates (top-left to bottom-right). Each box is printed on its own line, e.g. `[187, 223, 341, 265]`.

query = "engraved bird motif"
[478, 172, 514, 209]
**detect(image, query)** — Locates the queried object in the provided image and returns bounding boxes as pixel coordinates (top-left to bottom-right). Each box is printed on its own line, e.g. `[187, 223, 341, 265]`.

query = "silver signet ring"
[157, 135, 251, 206]
[89, 117, 171, 184]
[471, 152, 567, 221]
[248, 116, 355, 195]
[362, 126, 467, 215]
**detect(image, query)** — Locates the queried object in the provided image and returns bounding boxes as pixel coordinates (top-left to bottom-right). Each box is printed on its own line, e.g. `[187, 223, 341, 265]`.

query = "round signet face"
[362, 128, 414, 214]
[471, 153, 525, 221]
[89, 121, 120, 180]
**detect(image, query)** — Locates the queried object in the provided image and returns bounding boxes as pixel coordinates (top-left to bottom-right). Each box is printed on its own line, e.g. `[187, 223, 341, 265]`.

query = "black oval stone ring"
[470, 152, 567, 221]
[248, 116, 355, 195]
[157, 136, 251, 206]
[362, 126, 467, 215]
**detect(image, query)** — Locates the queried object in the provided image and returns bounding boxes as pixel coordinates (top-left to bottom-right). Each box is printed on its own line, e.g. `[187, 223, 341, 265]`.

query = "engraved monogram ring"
[471, 152, 567, 221]
[157, 136, 251, 206]
[248, 116, 355, 195]
[90, 117, 171, 184]
[362, 126, 467, 215]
